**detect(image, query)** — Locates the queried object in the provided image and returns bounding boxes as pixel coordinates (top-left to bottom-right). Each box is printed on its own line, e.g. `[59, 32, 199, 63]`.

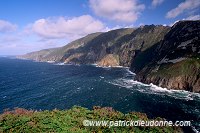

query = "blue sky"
[0, 0, 199, 55]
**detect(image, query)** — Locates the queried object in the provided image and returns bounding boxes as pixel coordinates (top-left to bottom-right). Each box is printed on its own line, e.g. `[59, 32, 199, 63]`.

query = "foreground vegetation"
[0, 106, 182, 133]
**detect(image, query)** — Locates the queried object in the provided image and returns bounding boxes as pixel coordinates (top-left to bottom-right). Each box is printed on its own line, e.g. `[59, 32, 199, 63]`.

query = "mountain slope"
[60, 28, 135, 65]
[60, 26, 169, 66]
[17, 32, 103, 62]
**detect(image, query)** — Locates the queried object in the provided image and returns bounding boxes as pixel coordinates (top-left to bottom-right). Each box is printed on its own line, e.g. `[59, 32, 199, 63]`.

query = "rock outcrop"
[97, 54, 119, 67]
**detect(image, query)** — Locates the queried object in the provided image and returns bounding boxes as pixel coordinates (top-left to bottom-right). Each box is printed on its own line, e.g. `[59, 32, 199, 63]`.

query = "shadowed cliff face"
[131, 20, 200, 93]
[61, 26, 169, 67]
[17, 20, 200, 92]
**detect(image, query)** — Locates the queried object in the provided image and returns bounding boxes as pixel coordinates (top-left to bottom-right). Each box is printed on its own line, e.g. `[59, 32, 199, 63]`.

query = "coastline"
[1, 57, 200, 132]
[18, 58, 200, 97]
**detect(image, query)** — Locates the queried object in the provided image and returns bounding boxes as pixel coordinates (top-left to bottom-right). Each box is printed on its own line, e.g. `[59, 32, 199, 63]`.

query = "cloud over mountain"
[26, 15, 107, 40]
[185, 15, 200, 20]
[89, 0, 145, 23]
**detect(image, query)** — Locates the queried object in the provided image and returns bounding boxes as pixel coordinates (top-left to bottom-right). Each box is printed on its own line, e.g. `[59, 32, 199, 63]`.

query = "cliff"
[17, 20, 200, 92]
[131, 20, 200, 93]
[18, 26, 169, 66]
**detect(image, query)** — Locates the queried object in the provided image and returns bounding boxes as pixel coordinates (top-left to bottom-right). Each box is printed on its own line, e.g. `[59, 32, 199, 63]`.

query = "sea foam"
[108, 77, 200, 101]
[55, 62, 65, 65]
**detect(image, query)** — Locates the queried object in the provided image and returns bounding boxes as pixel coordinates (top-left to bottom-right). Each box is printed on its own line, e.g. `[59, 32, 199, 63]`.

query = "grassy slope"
[151, 58, 200, 78]
[0, 106, 182, 133]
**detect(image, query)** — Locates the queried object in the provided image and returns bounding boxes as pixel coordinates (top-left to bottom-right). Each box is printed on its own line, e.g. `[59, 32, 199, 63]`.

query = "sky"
[0, 0, 199, 55]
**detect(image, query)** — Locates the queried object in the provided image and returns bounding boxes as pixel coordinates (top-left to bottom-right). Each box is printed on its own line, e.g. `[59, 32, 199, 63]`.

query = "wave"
[124, 68, 136, 76]
[54, 62, 66, 65]
[149, 83, 171, 92]
[47, 61, 55, 63]
[150, 82, 199, 100]
[98, 67, 199, 100]
[91, 63, 97, 66]
[107, 78, 200, 101]
[54, 62, 80, 66]
[94, 64, 128, 69]
[107, 78, 149, 89]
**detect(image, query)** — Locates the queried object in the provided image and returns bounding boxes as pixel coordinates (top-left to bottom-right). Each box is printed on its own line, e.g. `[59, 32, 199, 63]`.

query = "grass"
[0, 106, 182, 133]
[151, 58, 200, 78]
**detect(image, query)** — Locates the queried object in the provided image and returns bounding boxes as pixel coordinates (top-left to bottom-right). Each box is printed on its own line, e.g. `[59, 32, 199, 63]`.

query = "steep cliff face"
[131, 20, 200, 93]
[109, 25, 170, 66]
[64, 25, 169, 67]
[136, 59, 200, 92]
[60, 28, 135, 65]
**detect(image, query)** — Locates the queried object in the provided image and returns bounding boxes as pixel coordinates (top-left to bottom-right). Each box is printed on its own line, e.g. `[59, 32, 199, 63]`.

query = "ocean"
[0, 57, 200, 132]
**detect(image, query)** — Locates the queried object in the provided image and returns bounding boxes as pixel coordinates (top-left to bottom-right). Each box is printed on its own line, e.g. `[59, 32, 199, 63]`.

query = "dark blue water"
[0, 57, 200, 132]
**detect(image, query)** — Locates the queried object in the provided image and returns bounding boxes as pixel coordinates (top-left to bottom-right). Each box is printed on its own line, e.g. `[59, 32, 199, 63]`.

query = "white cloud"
[152, 0, 164, 7]
[0, 20, 17, 32]
[0, 33, 67, 55]
[0, 35, 20, 43]
[166, 0, 200, 18]
[26, 15, 106, 40]
[89, 0, 145, 23]
[185, 14, 200, 20]
[169, 14, 200, 26]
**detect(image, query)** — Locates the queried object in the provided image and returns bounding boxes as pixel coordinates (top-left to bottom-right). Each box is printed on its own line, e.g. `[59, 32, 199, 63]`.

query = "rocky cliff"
[17, 20, 200, 92]
[131, 20, 200, 93]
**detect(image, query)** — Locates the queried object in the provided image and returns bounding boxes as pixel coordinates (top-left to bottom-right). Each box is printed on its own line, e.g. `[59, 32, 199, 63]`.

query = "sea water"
[0, 57, 199, 132]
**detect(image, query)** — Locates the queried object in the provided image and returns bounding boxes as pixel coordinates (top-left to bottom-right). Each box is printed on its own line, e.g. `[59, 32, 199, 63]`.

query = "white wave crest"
[125, 68, 136, 76]
[55, 62, 65, 65]
[149, 83, 172, 93]
[107, 78, 200, 101]
[47, 61, 55, 63]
